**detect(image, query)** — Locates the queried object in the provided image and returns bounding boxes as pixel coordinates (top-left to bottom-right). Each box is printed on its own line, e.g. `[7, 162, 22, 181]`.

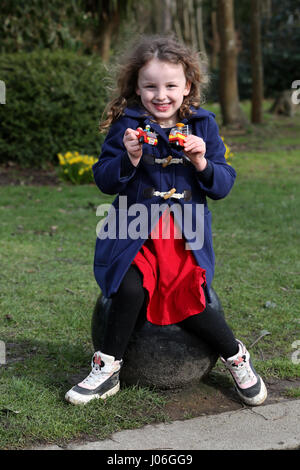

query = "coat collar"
[123, 106, 213, 144]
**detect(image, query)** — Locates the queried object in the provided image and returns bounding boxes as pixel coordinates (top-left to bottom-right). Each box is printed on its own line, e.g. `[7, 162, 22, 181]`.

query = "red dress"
[132, 209, 206, 325]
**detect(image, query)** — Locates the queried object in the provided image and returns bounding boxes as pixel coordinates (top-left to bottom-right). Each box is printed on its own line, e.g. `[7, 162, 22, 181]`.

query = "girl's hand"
[123, 128, 143, 166]
[183, 135, 207, 172]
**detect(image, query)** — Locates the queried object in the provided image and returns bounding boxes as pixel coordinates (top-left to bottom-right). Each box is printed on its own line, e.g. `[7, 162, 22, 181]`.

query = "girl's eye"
[167, 84, 177, 88]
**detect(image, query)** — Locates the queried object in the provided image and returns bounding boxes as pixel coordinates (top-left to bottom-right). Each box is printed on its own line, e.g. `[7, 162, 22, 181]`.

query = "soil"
[159, 372, 300, 421]
[0, 163, 60, 186]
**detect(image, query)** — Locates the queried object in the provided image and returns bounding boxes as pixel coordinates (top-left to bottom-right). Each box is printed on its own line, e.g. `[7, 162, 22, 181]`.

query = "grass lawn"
[0, 102, 300, 449]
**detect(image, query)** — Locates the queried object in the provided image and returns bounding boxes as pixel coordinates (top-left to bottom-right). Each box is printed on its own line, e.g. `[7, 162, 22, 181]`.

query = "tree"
[195, 0, 207, 56]
[210, 8, 220, 70]
[162, 0, 173, 34]
[83, 0, 136, 61]
[217, 0, 247, 126]
[250, 0, 264, 123]
[168, 0, 207, 56]
[150, 0, 173, 35]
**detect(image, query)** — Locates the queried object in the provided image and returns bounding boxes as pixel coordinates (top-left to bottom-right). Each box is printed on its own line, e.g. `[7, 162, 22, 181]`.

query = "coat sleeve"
[195, 114, 236, 200]
[93, 119, 137, 195]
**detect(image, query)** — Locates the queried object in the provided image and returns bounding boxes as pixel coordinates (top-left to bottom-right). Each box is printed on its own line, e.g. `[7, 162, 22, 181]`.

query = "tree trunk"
[251, 0, 264, 123]
[152, 0, 162, 33]
[217, 0, 247, 127]
[261, 0, 271, 20]
[182, 0, 192, 45]
[196, 0, 207, 57]
[99, 23, 113, 62]
[172, 1, 184, 43]
[189, 0, 198, 50]
[98, 7, 120, 62]
[162, 0, 173, 34]
[210, 10, 219, 70]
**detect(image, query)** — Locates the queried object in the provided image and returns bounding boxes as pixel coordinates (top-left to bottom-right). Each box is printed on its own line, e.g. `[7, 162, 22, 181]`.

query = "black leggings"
[102, 265, 238, 361]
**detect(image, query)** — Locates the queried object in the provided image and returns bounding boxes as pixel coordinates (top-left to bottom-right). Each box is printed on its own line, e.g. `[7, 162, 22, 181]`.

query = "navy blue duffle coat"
[92, 106, 236, 299]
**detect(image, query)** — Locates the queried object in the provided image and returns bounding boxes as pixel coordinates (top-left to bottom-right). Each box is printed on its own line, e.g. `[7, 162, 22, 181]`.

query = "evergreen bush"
[0, 50, 108, 167]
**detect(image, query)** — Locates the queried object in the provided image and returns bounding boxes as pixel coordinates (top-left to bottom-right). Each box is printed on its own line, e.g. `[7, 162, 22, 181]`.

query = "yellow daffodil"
[57, 151, 97, 184]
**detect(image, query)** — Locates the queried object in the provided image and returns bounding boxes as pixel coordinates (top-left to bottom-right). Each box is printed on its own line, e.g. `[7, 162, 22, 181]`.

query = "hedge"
[0, 50, 109, 167]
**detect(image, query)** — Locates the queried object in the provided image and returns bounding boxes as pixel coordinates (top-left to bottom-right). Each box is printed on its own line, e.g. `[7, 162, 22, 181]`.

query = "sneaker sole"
[65, 382, 120, 405]
[236, 378, 267, 406]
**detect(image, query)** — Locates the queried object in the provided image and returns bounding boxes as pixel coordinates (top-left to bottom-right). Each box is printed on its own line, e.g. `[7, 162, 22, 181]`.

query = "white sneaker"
[65, 351, 122, 405]
[221, 340, 267, 406]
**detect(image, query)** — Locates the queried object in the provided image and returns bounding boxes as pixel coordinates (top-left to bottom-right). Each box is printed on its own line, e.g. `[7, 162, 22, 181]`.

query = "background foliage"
[235, 0, 300, 99]
[0, 50, 107, 166]
[0, 0, 85, 53]
[0, 0, 299, 166]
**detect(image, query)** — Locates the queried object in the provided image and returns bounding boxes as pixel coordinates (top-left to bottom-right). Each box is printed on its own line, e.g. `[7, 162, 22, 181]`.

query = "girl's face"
[136, 58, 191, 127]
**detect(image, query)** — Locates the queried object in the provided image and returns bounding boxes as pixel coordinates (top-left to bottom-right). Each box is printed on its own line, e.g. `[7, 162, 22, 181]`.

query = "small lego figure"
[169, 123, 191, 147]
[136, 125, 158, 146]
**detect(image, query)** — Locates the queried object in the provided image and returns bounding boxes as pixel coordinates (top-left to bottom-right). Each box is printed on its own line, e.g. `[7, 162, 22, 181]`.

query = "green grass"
[211, 146, 300, 359]
[285, 388, 300, 399]
[0, 102, 300, 449]
[209, 105, 300, 380]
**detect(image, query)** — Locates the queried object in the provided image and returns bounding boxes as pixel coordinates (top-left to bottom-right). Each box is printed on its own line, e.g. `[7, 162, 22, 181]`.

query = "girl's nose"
[155, 87, 166, 101]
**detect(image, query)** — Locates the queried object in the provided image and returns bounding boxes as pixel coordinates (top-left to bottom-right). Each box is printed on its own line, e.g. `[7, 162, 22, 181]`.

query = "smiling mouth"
[153, 103, 171, 111]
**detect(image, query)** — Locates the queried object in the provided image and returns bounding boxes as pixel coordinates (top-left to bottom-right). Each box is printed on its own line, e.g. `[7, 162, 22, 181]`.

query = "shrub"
[0, 50, 108, 167]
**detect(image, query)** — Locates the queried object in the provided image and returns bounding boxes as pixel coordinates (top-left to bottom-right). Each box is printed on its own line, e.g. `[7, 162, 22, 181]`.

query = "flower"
[221, 137, 234, 162]
[57, 151, 98, 184]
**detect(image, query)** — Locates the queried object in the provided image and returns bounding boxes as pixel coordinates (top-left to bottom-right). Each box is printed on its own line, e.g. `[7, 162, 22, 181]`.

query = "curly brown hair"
[99, 35, 209, 132]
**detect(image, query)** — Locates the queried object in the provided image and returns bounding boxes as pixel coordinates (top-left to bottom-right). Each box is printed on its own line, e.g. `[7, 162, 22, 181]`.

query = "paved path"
[32, 399, 300, 451]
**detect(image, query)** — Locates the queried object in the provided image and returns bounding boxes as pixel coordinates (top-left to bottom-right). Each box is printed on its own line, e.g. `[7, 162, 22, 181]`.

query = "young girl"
[65, 36, 267, 407]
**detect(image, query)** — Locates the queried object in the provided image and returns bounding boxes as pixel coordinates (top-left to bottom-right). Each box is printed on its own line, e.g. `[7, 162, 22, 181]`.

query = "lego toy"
[169, 123, 191, 147]
[136, 125, 158, 146]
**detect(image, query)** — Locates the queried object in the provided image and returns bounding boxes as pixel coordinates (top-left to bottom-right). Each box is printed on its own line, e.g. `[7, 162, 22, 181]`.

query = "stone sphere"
[91, 287, 224, 389]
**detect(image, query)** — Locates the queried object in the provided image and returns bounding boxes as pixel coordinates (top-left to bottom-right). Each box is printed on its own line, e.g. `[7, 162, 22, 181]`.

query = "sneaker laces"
[230, 358, 256, 386]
